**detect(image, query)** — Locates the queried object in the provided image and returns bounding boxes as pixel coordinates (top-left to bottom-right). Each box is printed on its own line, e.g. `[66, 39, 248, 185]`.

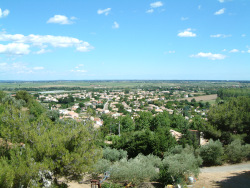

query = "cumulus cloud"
[210, 34, 231, 38]
[214, 8, 225, 15]
[0, 43, 30, 55]
[218, 0, 231, 2]
[71, 64, 86, 73]
[146, 9, 154, 13]
[0, 8, 10, 18]
[181, 17, 189, 21]
[0, 33, 93, 52]
[47, 15, 75, 25]
[177, 28, 196, 37]
[146, 1, 163, 13]
[229, 49, 239, 53]
[34, 48, 51, 54]
[33, 67, 44, 70]
[150, 1, 163, 8]
[190, 52, 226, 60]
[0, 62, 44, 74]
[71, 69, 87, 73]
[112, 21, 119, 29]
[97, 8, 111, 16]
[164, 51, 175, 54]
[75, 64, 84, 69]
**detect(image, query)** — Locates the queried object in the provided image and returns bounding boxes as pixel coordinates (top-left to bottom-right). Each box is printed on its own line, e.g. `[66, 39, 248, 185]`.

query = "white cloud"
[210, 34, 231, 38]
[71, 69, 87, 73]
[177, 28, 196, 37]
[112, 21, 119, 29]
[218, 0, 231, 2]
[0, 43, 30, 55]
[242, 34, 246, 37]
[229, 49, 239, 53]
[214, 8, 225, 15]
[0, 8, 10, 18]
[191, 52, 226, 60]
[150, 1, 163, 8]
[47, 15, 74, 25]
[71, 64, 86, 73]
[76, 42, 94, 52]
[70, 16, 77, 20]
[34, 48, 51, 54]
[0, 33, 93, 52]
[0, 63, 7, 66]
[198, 5, 201, 10]
[0, 62, 44, 74]
[75, 64, 84, 69]
[97, 8, 111, 16]
[181, 17, 189, 21]
[33, 67, 44, 70]
[146, 9, 154, 13]
[164, 51, 175, 54]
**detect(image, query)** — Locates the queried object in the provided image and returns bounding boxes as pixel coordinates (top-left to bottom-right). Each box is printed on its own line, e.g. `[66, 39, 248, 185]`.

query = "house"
[68, 111, 79, 119]
[170, 129, 182, 141]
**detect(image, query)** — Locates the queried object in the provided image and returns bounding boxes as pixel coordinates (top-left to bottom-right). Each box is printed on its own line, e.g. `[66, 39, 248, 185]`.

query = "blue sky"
[0, 0, 249, 80]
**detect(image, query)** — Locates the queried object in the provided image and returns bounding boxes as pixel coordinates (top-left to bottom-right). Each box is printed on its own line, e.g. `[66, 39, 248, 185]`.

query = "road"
[103, 99, 110, 111]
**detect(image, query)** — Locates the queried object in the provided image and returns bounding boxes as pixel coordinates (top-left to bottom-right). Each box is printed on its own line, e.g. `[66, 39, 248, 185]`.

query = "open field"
[0, 80, 249, 90]
[177, 94, 218, 102]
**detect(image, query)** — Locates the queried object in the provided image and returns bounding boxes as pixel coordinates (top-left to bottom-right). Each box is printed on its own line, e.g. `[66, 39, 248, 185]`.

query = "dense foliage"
[0, 91, 102, 187]
[225, 139, 250, 163]
[217, 88, 250, 99]
[199, 140, 224, 166]
[205, 96, 250, 144]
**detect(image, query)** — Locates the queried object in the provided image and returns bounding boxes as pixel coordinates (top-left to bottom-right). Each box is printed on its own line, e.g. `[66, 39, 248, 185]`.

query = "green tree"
[206, 97, 250, 144]
[0, 96, 102, 187]
[199, 139, 224, 166]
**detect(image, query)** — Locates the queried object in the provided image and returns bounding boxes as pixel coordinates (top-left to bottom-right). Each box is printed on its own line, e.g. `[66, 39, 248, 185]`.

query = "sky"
[0, 0, 249, 80]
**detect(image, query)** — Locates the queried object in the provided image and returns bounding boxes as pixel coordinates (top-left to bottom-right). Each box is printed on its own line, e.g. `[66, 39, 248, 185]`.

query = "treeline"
[217, 88, 250, 99]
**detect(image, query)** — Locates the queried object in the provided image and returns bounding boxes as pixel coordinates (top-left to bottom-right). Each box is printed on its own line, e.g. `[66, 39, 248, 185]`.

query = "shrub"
[101, 182, 123, 188]
[109, 154, 161, 185]
[103, 147, 127, 162]
[199, 139, 224, 166]
[225, 139, 250, 163]
[159, 145, 202, 185]
[92, 159, 111, 175]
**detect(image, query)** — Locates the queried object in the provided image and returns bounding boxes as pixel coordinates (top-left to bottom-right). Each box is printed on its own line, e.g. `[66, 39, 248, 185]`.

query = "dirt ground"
[194, 162, 250, 188]
[177, 94, 217, 102]
[68, 181, 91, 188]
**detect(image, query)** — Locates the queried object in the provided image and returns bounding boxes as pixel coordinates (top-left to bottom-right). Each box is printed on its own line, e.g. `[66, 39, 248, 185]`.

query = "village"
[36, 88, 214, 131]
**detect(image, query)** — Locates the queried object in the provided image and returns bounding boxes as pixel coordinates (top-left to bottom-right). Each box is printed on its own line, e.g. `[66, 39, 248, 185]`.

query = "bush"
[109, 154, 161, 185]
[101, 182, 123, 188]
[159, 145, 202, 185]
[103, 147, 127, 162]
[199, 139, 224, 166]
[92, 159, 111, 175]
[225, 139, 250, 163]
